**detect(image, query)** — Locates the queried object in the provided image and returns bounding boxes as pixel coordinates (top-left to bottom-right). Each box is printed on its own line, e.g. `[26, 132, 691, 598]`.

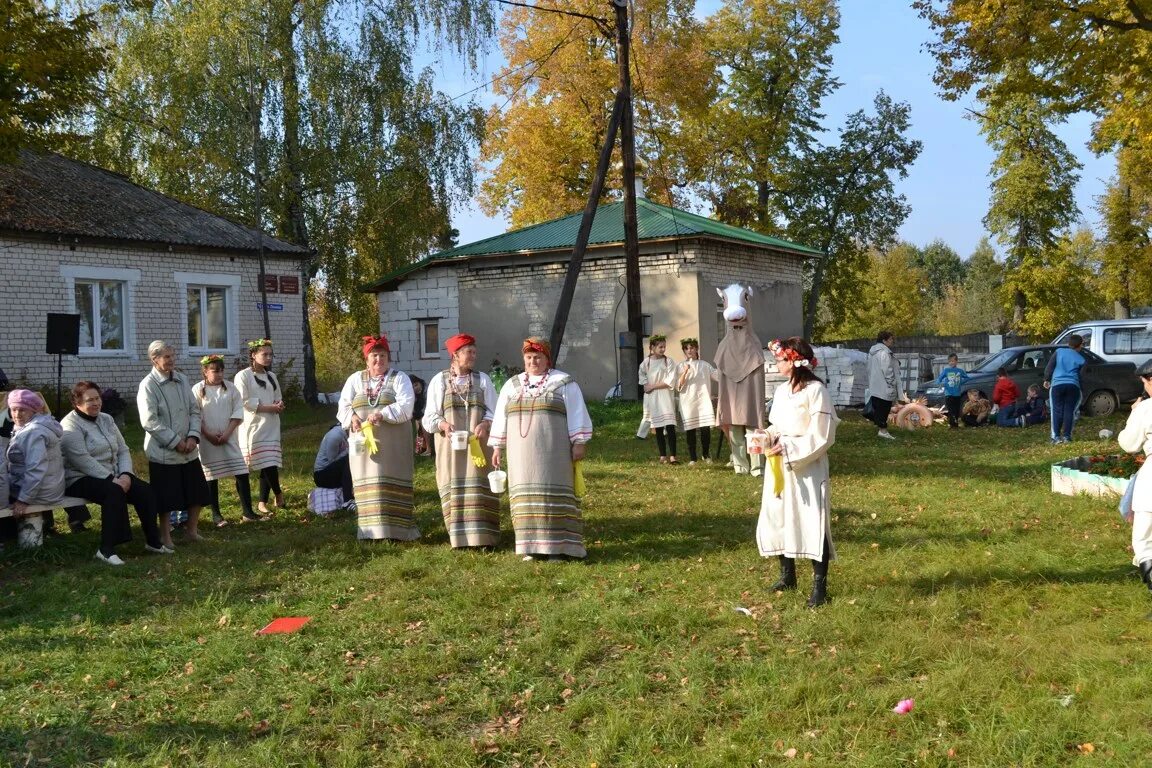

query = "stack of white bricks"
[894, 353, 937, 394]
[814, 346, 869, 406]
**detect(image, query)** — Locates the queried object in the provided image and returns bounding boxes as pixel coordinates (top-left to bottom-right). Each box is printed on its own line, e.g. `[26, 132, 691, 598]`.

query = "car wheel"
[1083, 389, 1117, 417]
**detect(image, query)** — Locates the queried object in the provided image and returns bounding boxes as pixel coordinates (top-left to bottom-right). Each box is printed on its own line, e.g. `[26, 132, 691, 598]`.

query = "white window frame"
[60, 265, 140, 358]
[418, 318, 440, 360]
[174, 272, 241, 356]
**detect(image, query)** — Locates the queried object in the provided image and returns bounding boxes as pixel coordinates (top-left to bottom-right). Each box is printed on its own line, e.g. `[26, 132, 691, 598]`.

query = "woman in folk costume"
[639, 334, 679, 464]
[338, 334, 418, 541]
[674, 337, 717, 465]
[422, 332, 501, 549]
[714, 285, 766, 476]
[234, 339, 286, 514]
[194, 355, 261, 526]
[756, 337, 840, 608]
[1118, 359, 1152, 598]
[489, 337, 592, 561]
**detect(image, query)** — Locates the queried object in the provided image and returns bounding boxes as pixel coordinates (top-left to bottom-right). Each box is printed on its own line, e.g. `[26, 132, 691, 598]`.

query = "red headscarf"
[362, 334, 389, 358]
[445, 333, 476, 355]
[522, 337, 551, 362]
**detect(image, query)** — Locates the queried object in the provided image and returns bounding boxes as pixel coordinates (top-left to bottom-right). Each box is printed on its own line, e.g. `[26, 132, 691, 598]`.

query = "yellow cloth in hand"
[767, 453, 784, 497]
[573, 460, 586, 498]
[468, 435, 487, 468]
[361, 423, 379, 456]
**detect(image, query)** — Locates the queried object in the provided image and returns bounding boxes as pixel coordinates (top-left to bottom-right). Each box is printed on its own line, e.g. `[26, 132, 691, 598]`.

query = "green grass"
[3, 402, 1150, 766]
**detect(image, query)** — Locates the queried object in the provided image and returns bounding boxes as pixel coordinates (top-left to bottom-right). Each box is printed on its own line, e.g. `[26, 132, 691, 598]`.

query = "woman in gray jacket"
[62, 381, 169, 565]
[5, 389, 66, 548]
[136, 340, 210, 548]
[866, 331, 907, 440]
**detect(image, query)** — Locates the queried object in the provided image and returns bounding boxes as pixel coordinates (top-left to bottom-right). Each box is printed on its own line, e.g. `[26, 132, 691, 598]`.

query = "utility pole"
[613, 0, 642, 401]
[247, 41, 272, 340]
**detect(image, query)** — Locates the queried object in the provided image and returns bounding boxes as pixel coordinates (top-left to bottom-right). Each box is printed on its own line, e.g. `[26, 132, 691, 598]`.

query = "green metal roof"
[363, 198, 822, 291]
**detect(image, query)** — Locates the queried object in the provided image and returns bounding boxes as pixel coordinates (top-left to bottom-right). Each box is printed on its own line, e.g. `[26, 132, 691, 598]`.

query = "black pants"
[684, 427, 711, 462]
[869, 397, 894, 430]
[208, 475, 254, 520]
[257, 467, 281, 502]
[66, 475, 161, 553]
[314, 456, 353, 502]
[654, 425, 677, 457]
[944, 395, 962, 428]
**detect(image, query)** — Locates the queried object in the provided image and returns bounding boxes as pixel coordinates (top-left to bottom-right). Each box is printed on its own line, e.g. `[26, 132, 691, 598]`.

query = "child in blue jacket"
[937, 354, 970, 428]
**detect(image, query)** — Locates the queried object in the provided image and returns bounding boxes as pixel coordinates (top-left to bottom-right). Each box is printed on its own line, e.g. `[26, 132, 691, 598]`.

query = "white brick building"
[366, 199, 821, 397]
[0, 152, 309, 403]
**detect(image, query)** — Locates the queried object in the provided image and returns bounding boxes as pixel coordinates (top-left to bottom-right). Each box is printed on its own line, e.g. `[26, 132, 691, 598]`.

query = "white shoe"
[734, 466, 749, 475]
[145, 543, 175, 554]
[95, 550, 126, 566]
[878, 430, 896, 440]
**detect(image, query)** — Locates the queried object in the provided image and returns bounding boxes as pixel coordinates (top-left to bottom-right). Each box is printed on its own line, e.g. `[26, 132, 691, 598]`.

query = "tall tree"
[0, 0, 105, 161]
[825, 243, 928, 340]
[914, 238, 966, 300]
[1097, 150, 1152, 317]
[701, 0, 840, 229]
[1011, 227, 1105, 339]
[72, 0, 493, 401]
[778, 91, 923, 339]
[931, 237, 1007, 335]
[478, 0, 715, 226]
[976, 90, 1081, 328]
[915, 1, 1152, 175]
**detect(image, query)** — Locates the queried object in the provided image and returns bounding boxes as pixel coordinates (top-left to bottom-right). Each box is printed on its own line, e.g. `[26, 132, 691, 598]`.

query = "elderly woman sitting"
[61, 381, 170, 565]
[4, 389, 66, 548]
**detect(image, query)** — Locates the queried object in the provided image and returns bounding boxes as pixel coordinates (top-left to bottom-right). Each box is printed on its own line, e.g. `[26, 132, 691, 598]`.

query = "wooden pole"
[548, 92, 626, 356]
[614, 0, 643, 401]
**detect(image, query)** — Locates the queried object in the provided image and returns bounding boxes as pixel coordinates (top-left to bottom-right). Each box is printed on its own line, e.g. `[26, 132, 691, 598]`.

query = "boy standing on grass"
[936, 354, 969, 428]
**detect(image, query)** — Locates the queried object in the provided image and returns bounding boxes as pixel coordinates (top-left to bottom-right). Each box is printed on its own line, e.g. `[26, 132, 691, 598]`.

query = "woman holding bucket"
[756, 337, 840, 608]
[337, 334, 418, 541]
[422, 333, 501, 549]
[489, 337, 592, 561]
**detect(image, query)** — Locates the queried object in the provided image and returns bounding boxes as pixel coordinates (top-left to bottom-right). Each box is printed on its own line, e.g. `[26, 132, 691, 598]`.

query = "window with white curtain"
[61, 265, 140, 356]
[175, 272, 240, 354]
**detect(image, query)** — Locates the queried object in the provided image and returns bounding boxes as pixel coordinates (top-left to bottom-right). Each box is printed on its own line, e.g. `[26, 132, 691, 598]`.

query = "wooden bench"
[0, 496, 89, 520]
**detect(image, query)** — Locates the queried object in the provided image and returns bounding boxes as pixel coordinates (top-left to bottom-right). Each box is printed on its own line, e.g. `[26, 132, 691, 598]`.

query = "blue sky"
[432, 1, 1113, 259]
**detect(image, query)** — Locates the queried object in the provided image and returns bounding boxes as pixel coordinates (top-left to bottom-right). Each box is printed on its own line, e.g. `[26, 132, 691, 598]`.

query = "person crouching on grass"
[1118, 360, 1152, 598]
[757, 338, 840, 608]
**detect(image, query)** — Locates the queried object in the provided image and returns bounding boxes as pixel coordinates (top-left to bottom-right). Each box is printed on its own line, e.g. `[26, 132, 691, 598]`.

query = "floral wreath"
[247, 338, 273, 350]
[679, 337, 699, 348]
[769, 338, 818, 368]
[648, 334, 667, 344]
[199, 354, 225, 366]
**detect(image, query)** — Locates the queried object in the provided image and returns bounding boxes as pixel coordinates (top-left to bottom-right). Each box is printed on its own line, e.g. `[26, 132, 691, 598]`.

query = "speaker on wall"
[45, 313, 81, 355]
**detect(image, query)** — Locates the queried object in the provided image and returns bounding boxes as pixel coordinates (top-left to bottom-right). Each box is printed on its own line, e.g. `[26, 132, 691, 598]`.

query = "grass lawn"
[2, 401, 1150, 767]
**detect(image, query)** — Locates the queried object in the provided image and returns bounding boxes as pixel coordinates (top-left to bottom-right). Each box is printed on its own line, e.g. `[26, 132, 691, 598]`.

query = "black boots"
[769, 556, 797, 591]
[807, 554, 831, 608]
[1140, 560, 1152, 593]
[807, 574, 829, 608]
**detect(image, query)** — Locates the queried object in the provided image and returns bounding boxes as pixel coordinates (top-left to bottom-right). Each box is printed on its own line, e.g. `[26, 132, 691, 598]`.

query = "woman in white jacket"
[757, 337, 840, 607]
[1118, 359, 1152, 595]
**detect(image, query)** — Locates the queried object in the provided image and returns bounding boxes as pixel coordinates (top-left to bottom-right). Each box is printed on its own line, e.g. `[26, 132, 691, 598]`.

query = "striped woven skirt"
[350, 419, 418, 541]
[506, 393, 585, 558]
[434, 419, 500, 548]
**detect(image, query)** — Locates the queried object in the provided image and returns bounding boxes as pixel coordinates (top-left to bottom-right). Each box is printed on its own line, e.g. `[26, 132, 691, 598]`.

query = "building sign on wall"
[279, 275, 300, 294]
[263, 274, 279, 293]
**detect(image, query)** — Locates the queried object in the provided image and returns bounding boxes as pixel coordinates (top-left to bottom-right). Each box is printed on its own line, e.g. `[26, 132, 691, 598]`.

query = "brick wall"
[0, 236, 305, 402]
[377, 266, 460, 384]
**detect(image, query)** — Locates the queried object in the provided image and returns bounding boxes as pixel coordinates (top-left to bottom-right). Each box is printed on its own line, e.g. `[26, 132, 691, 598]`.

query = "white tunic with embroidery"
[233, 368, 283, 471]
[639, 356, 678, 429]
[674, 359, 717, 431]
[192, 381, 248, 480]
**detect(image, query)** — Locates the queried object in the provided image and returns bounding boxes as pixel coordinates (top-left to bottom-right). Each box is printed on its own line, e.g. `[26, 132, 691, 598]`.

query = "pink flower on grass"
[892, 699, 915, 715]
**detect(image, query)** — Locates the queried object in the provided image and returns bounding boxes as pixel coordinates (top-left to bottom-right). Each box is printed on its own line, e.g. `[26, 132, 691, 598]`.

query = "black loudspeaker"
[45, 313, 81, 355]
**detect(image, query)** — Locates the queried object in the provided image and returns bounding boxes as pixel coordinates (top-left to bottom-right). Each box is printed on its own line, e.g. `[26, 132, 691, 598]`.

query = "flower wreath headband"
[200, 354, 225, 367]
[648, 334, 667, 344]
[680, 337, 698, 347]
[769, 339, 818, 368]
[247, 338, 273, 351]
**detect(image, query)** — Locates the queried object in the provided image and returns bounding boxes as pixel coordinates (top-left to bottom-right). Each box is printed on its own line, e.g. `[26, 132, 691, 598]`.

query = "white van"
[1052, 319, 1152, 368]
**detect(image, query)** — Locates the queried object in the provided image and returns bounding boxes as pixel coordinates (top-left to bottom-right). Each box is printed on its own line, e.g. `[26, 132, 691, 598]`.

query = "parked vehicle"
[915, 344, 1142, 417]
[1052, 319, 1152, 368]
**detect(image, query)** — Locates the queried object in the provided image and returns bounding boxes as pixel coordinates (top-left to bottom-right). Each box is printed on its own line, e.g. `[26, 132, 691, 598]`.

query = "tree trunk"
[1012, 288, 1025, 329]
[275, 0, 318, 403]
[1114, 299, 1131, 319]
[757, 179, 770, 226]
[803, 254, 827, 341]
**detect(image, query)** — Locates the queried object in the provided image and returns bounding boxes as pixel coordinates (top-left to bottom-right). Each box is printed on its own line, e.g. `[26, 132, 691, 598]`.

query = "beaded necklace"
[517, 370, 551, 438]
[365, 370, 389, 408]
[446, 368, 474, 426]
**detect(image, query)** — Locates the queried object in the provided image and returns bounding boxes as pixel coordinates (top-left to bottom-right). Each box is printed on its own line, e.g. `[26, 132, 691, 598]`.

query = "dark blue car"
[915, 345, 1142, 417]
